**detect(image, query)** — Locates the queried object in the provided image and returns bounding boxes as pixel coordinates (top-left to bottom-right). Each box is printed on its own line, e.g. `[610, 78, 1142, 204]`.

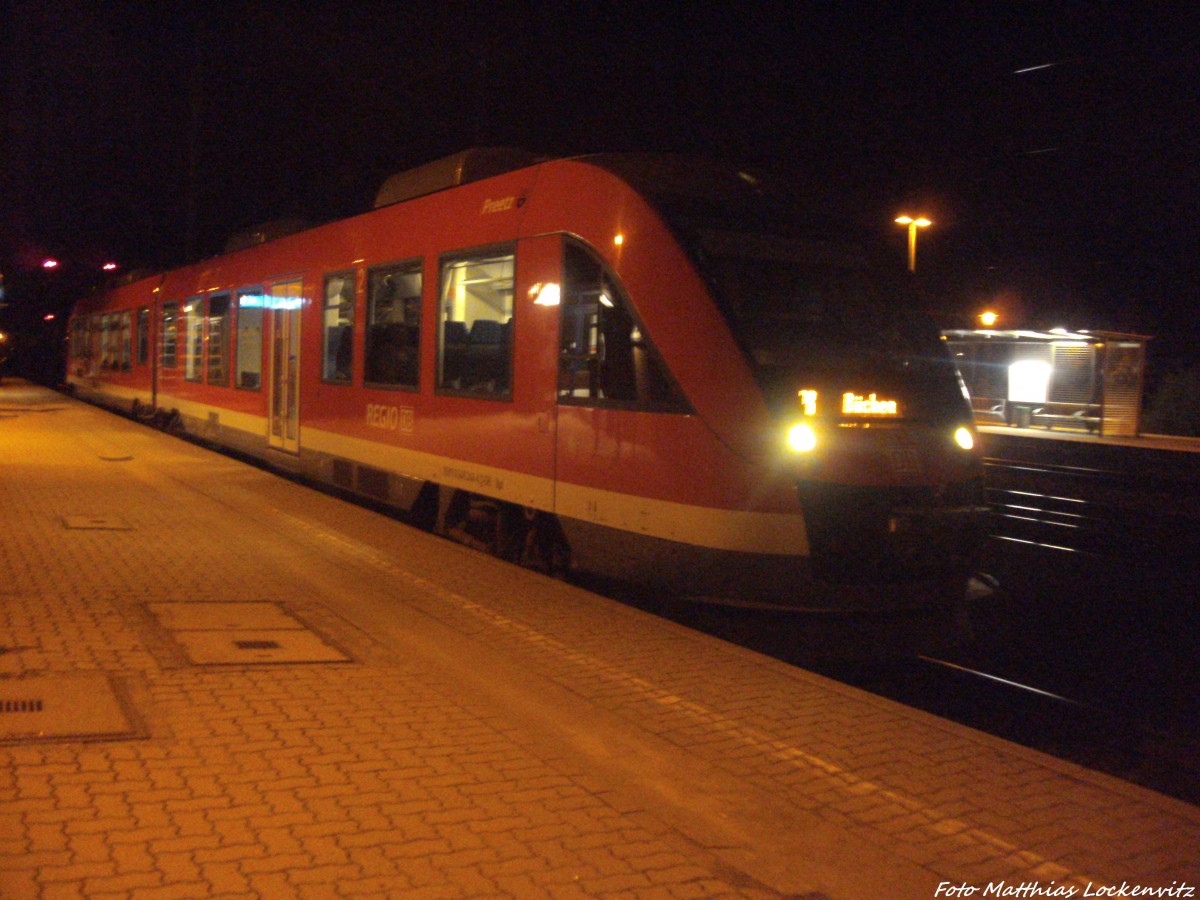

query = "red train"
[67, 149, 987, 612]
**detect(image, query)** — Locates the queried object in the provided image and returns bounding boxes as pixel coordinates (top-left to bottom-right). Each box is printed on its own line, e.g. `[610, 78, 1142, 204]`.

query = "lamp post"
[895, 215, 931, 273]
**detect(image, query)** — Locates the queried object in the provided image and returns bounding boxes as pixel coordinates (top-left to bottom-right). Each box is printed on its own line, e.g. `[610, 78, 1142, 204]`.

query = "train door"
[513, 235, 563, 503]
[553, 239, 691, 552]
[267, 279, 302, 453]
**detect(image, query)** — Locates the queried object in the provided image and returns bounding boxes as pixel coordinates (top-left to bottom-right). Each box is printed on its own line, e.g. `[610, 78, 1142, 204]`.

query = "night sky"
[3, 2, 1197, 369]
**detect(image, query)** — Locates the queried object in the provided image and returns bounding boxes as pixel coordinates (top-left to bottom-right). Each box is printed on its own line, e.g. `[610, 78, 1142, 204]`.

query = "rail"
[982, 456, 1200, 566]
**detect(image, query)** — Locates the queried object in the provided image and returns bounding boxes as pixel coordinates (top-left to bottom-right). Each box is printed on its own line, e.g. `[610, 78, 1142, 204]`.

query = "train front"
[698, 226, 990, 611]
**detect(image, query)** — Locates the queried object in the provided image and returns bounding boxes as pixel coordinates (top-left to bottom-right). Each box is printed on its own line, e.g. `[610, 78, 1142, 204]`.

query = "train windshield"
[695, 228, 968, 420]
[582, 154, 970, 422]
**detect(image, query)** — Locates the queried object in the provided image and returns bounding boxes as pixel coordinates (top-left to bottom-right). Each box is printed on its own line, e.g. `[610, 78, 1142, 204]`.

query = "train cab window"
[558, 241, 688, 412]
[235, 289, 263, 390]
[161, 302, 179, 368]
[184, 297, 204, 382]
[437, 249, 514, 397]
[365, 263, 422, 389]
[206, 294, 232, 386]
[136, 307, 150, 365]
[322, 271, 356, 384]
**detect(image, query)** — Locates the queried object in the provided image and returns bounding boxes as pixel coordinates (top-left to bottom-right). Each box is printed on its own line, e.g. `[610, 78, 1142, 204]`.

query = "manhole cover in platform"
[0, 672, 140, 743]
[62, 515, 133, 531]
[146, 602, 351, 665]
[146, 601, 305, 631]
[170, 629, 350, 665]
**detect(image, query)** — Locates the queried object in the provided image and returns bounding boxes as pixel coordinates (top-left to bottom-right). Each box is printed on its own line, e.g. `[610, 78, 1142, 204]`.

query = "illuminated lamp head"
[529, 282, 560, 306]
[786, 422, 818, 453]
[953, 426, 975, 451]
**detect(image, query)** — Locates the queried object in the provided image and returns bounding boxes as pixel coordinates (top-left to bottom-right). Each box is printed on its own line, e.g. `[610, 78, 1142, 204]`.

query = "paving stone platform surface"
[1, 380, 1197, 899]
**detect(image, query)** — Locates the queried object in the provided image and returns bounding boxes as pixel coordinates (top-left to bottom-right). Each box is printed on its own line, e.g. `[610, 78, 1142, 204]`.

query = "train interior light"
[530, 282, 561, 306]
[235, 293, 304, 310]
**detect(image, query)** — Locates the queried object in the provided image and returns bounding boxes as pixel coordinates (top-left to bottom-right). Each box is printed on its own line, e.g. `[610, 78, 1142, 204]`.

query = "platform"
[980, 423, 1200, 454]
[1, 380, 1197, 899]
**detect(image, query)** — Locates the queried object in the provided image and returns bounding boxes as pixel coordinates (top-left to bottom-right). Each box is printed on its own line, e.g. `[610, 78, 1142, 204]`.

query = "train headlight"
[786, 422, 818, 453]
[953, 426, 975, 451]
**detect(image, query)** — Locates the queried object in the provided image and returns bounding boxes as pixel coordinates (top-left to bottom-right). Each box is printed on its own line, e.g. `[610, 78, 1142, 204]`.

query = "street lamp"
[895, 215, 932, 272]
[979, 310, 999, 327]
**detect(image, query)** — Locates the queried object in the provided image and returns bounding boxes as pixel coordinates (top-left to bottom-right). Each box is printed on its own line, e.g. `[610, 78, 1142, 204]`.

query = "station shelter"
[942, 329, 1151, 437]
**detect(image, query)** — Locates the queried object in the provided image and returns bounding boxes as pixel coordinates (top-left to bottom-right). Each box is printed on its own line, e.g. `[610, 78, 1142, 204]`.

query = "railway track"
[834, 653, 1200, 806]
[650, 588, 1200, 806]
[982, 456, 1200, 566]
[823, 455, 1200, 804]
[635, 454, 1200, 805]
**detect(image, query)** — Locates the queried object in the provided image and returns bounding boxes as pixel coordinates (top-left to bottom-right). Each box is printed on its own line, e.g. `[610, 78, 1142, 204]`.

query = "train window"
[161, 302, 179, 368]
[90, 315, 103, 370]
[70, 317, 90, 362]
[99, 314, 114, 369]
[184, 297, 204, 382]
[558, 240, 688, 412]
[235, 289, 263, 390]
[206, 294, 232, 386]
[136, 307, 150, 365]
[117, 311, 132, 370]
[365, 263, 422, 389]
[437, 249, 514, 397]
[322, 271, 356, 384]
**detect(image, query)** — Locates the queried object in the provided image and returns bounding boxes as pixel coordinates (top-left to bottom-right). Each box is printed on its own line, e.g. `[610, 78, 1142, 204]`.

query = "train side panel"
[67, 277, 159, 413]
[65, 153, 984, 613]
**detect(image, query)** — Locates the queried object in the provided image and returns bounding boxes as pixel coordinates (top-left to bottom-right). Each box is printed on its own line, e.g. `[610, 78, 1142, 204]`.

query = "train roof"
[371, 148, 796, 231]
[373, 148, 542, 208]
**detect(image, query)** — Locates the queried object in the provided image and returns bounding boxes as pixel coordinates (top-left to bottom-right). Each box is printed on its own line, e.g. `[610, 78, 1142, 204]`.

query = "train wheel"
[442, 490, 494, 553]
[440, 491, 569, 574]
[519, 510, 571, 577]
